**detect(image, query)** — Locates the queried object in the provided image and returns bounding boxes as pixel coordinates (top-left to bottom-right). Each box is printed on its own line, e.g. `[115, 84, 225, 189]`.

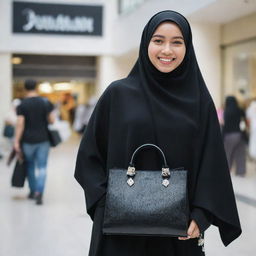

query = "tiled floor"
[0, 135, 255, 255]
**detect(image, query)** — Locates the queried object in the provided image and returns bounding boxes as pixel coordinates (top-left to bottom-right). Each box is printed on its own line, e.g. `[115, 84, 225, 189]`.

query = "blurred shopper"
[223, 96, 247, 176]
[14, 79, 55, 205]
[73, 97, 98, 134]
[3, 99, 21, 146]
[81, 96, 97, 132]
[246, 99, 256, 160]
[60, 92, 76, 125]
[73, 103, 87, 134]
[75, 11, 241, 256]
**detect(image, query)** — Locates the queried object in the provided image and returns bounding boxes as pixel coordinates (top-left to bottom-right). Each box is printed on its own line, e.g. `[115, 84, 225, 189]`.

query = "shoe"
[35, 193, 43, 205]
[27, 191, 35, 199]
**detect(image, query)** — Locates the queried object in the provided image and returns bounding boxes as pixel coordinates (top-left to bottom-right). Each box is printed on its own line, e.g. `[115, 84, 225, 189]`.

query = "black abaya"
[74, 10, 241, 256]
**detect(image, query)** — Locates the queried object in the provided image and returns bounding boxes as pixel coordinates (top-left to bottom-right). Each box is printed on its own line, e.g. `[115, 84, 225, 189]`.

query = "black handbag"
[48, 129, 62, 147]
[41, 97, 62, 147]
[11, 157, 27, 188]
[103, 143, 189, 237]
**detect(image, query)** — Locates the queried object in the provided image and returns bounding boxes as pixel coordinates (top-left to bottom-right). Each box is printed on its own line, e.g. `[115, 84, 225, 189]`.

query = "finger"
[189, 225, 200, 238]
[187, 221, 196, 236]
[178, 236, 190, 240]
[189, 231, 198, 238]
[191, 228, 200, 238]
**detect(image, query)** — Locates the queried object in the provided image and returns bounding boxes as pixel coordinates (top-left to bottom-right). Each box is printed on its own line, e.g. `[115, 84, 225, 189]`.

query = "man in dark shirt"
[14, 79, 55, 205]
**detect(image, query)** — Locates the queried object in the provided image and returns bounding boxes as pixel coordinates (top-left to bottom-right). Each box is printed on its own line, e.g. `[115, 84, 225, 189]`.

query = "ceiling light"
[53, 82, 72, 91]
[12, 57, 22, 65]
[38, 82, 53, 93]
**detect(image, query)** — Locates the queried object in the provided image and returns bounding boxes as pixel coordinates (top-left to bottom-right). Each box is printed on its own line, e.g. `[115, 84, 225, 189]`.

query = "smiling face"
[148, 21, 186, 73]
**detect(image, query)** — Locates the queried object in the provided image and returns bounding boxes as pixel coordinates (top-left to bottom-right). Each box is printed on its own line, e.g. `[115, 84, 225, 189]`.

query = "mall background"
[0, 0, 256, 131]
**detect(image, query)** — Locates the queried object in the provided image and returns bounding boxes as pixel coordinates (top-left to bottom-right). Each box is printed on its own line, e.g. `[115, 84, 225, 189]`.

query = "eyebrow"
[152, 35, 184, 40]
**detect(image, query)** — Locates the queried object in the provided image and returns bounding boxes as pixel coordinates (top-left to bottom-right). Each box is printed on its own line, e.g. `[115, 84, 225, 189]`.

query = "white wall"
[191, 22, 222, 107]
[96, 51, 137, 95]
[221, 12, 256, 45]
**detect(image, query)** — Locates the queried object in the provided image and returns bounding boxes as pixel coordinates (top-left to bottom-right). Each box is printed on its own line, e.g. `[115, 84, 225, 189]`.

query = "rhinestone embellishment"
[162, 179, 169, 187]
[127, 178, 134, 187]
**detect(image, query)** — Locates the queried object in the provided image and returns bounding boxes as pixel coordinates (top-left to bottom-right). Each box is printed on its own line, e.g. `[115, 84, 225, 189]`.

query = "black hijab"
[75, 10, 241, 248]
[129, 11, 202, 143]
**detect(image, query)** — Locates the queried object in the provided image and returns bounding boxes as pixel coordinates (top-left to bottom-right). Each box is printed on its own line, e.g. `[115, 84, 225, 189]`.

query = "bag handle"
[129, 143, 168, 168]
[126, 143, 170, 188]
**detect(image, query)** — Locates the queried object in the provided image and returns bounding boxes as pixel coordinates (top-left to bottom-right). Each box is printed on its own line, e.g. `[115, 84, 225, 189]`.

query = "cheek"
[148, 44, 158, 62]
[179, 47, 186, 62]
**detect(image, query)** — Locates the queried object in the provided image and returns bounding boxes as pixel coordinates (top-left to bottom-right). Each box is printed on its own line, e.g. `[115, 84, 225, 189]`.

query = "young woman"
[75, 10, 241, 256]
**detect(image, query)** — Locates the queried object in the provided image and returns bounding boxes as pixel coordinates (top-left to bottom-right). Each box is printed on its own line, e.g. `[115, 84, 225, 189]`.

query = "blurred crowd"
[218, 94, 256, 177]
[0, 83, 97, 160]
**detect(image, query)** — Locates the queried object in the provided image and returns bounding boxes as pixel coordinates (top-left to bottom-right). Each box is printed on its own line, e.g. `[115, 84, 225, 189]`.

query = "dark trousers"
[224, 132, 246, 175]
[101, 235, 205, 256]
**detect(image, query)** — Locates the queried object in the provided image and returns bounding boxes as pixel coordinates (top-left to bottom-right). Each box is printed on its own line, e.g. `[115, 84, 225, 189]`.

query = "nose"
[162, 43, 173, 55]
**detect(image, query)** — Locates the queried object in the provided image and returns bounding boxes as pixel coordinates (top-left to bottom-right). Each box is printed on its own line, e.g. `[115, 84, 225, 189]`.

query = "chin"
[158, 67, 175, 73]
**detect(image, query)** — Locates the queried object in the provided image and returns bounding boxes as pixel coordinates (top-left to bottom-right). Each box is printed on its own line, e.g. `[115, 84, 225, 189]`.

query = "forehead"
[152, 21, 183, 37]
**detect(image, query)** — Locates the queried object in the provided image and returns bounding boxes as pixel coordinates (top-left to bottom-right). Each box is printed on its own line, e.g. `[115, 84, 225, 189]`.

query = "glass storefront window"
[222, 39, 256, 104]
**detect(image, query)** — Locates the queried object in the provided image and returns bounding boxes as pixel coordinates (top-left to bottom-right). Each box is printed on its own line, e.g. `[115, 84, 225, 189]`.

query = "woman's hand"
[178, 220, 200, 240]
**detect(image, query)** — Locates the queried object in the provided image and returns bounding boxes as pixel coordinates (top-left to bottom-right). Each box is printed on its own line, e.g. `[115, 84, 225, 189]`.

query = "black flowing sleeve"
[74, 87, 111, 220]
[190, 207, 212, 233]
[192, 100, 242, 246]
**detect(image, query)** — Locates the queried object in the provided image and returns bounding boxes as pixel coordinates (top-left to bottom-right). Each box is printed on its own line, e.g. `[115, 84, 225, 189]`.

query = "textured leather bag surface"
[103, 144, 189, 237]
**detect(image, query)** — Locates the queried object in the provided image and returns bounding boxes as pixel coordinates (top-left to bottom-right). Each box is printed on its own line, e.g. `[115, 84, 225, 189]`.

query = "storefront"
[0, 0, 109, 131]
[222, 39, 256, 104]
[221, 13, 256, 106]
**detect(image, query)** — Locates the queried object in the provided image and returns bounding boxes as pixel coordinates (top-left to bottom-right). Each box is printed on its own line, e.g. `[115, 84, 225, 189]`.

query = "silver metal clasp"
[162, 167, 170, 177]
[162, 167, 170, 187]
[127, 166, 135, 176]
[127, 166, 136, 187]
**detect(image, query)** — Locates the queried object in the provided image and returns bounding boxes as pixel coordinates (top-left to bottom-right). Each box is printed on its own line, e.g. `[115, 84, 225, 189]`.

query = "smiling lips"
[158, 57, 176, 64]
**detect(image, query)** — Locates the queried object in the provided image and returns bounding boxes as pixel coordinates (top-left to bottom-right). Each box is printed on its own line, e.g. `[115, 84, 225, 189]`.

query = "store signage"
[13, 2, 103, 36]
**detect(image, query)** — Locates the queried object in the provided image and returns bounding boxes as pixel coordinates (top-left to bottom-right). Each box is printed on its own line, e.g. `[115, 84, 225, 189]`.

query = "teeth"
[159, 58, 174, 62]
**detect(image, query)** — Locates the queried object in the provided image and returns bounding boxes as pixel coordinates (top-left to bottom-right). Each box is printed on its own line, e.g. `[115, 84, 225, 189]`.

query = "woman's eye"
[153, 39, 163, 44]
[173, 41, 183, 45]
